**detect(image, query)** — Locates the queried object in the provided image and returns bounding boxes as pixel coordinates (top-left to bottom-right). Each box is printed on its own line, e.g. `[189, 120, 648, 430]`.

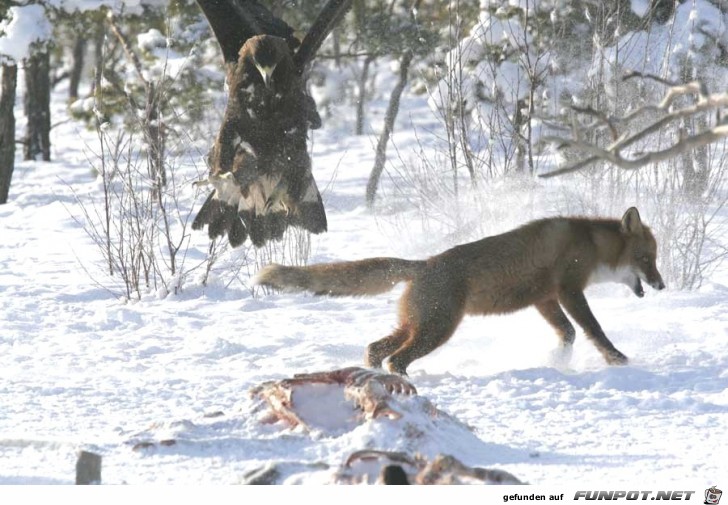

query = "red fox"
[257, 208, 665, 375]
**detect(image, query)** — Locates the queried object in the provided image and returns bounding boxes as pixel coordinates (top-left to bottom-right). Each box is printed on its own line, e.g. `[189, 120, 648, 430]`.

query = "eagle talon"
[263, 182, 291, 214]
[263, 198, 289, 215]
[194, 173, 232, 190]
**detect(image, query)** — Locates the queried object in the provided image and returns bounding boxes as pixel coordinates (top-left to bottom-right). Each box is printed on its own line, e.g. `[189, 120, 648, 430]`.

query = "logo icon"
[705, 486, 722, 505]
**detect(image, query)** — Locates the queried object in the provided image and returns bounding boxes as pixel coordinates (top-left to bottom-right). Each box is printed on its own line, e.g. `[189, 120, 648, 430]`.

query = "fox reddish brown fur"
[257, 208, 665, 375]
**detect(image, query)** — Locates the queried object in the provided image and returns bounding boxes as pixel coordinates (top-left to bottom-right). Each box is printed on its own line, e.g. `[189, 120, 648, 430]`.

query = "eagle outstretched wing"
[192, 0, 352, 248]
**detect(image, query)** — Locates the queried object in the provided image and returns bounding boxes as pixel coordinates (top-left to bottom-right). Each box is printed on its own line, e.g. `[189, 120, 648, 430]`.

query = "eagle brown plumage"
[193, 0, 352, 248]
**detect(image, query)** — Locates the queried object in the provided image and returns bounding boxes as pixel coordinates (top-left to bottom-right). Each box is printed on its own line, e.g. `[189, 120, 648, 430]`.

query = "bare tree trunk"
[108, 14, 166, 189]
[0, 64, 18, 205]
[332, 26, 341, 67]
[92, 26, 104, 96]
[513, 98, 526, 173]
[366, 51, 413, 206]
[69, 36, 87, 102]
[684, 113, 710, 199]
[24, 50, 51, 161]
[526, 88, 536, 174]
[144, 83, 166, 189]
[355, 55, 374, 135]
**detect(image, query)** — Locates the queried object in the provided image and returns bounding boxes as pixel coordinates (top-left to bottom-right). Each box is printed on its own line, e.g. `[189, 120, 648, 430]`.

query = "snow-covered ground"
[1, 76, 727, 488]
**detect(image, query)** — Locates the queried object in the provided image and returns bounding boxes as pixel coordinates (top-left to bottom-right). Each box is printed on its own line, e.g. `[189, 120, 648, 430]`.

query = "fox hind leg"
[386, 282, 466, 375]
[536, 298, 576, 365]
[386, 316, 463, 375]
[536, 298, 576, 347]
[366, 328, 409, 369]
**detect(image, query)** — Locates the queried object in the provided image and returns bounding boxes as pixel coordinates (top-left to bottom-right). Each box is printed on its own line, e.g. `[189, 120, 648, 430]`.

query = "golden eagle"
[193, 0, 351, 247]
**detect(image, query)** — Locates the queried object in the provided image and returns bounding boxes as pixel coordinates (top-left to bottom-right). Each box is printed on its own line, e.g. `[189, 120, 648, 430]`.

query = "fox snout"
[628, 268, 664, 295]
[650, 277, 666, 290]
[644, 270, 666, 291]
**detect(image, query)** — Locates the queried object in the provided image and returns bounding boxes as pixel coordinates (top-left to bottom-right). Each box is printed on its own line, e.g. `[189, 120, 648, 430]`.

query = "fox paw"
[548, 345, 573, 369]
[606, 351, 629, 366]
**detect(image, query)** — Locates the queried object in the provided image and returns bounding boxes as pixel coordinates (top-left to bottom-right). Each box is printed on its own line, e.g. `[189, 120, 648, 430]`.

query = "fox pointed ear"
[621, 207, 644, 235]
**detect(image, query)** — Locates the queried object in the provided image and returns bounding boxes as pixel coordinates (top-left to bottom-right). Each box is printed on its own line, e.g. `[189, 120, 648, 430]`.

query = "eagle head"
[243, 35, 290, 89]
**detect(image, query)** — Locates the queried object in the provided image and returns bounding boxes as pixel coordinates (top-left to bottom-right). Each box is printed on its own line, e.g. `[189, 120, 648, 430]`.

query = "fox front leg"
[557, 289, 629, 366]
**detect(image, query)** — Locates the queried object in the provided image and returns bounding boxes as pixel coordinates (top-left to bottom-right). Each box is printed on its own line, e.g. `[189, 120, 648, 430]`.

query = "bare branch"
[541, 78, 728, 178]
[107, 13, 149, 88]
[543, 122, 728, 177]
[622, 70, 678, 87]
[570, 105, 619, 140]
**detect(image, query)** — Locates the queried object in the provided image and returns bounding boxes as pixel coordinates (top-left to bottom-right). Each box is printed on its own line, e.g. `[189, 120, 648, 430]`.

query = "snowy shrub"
[64, 10, 209, 299]
[70, 124, 200, 300]
[64, 2, 223, 155]
[382, 0, 728, 289]
[427, 0, 591, 175]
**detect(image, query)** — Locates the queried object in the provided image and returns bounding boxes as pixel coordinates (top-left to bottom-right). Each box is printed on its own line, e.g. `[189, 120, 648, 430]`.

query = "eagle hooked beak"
[255, 63, 275, 89]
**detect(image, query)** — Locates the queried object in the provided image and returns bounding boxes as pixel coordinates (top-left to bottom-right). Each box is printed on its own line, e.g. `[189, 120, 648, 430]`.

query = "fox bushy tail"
[256, 257, 425, 296]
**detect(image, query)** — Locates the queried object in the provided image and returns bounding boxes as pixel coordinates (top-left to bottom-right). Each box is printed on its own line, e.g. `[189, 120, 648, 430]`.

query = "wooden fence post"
[76, 451, 102, 485]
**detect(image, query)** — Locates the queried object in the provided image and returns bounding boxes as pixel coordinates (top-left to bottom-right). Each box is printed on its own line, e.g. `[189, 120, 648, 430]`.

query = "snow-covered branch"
[541, 79, 728, 178]
[0, 4, 52, 63]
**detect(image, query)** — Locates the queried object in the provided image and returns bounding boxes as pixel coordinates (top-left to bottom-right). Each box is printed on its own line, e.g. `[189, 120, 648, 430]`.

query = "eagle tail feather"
[294, 200, 327, 234]
[228, 215, 249, 247]
[292, 177, 327, 234]
[191, 192, 217, 231]
[243, 211, 287, 247]
[193, 167, 328, 248]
